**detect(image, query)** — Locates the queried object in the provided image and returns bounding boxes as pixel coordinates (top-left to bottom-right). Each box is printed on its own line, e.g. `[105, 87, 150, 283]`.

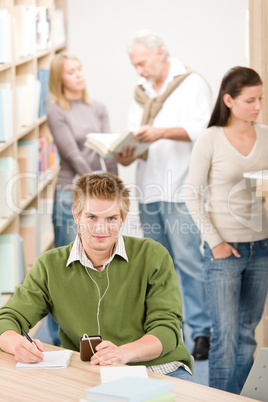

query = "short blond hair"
[72, 173, 130, 219]
[49, 52, 90, 109]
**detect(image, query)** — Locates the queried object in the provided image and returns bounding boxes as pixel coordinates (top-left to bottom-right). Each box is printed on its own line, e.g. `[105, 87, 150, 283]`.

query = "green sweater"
[0, 236, 191, 368]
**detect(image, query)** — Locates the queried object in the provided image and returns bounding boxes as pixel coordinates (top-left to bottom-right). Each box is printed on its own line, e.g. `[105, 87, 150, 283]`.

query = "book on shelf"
[38, 197, 54, 251]
[54, 8, 66, 46]
[13, 5, 36, 59]
[18, 140, 39, 199]
[83, 376, 173, 402]
[0, 83, 13, 142]
[85, 131, 151, 158]
[19, 208, 40, 267]
[37, 68, 50, 118]
[36, 7, 51, 51]
[16, 74, 41, 128]
[15, 85, 24, 133]
[0, 9, 11, 64]
[0, 233, 25, 295]
[0, 157, 19, 219]
[38, 135, 59, 179]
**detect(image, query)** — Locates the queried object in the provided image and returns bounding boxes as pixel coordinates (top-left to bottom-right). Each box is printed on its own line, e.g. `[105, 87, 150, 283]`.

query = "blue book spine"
[37, 68, 50, 118]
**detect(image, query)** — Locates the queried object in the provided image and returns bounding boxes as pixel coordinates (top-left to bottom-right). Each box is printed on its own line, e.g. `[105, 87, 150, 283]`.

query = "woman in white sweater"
[186, 66, 268, 394]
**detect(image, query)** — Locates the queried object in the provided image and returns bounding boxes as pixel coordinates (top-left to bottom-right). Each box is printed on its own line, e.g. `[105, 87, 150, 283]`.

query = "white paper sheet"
[100, 365, 148, 383]
[16, 350, 73, 369]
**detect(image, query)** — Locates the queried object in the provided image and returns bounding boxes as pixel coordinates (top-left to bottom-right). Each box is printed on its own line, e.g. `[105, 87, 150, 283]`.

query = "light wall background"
[67, 0, 249, 235]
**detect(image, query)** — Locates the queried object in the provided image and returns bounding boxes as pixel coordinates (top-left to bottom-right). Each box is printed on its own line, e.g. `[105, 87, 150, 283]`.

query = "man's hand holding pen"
[0, 329, 45, 363]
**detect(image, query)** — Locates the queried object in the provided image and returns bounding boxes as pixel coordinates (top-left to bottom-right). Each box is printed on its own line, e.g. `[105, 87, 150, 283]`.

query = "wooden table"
[0, 344, 255, 401]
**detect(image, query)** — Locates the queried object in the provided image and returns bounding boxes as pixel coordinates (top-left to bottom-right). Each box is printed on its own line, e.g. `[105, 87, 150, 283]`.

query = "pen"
[21, 329, 37, 348]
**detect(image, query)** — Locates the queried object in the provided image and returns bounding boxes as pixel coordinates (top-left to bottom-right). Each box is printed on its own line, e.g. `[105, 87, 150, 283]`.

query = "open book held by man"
[84, 130, 151, 158]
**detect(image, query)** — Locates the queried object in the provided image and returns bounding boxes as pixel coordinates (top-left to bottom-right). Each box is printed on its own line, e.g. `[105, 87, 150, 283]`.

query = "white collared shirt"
[127, 57, 212, 204]
[66, 234, 128, 270]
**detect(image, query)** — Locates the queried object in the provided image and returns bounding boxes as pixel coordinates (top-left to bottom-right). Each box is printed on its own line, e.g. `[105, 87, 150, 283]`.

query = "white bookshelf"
[0, 0, 67, 300]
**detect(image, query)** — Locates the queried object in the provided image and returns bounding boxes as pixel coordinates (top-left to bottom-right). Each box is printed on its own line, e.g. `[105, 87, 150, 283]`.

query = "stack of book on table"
[80, 376, 174, 401]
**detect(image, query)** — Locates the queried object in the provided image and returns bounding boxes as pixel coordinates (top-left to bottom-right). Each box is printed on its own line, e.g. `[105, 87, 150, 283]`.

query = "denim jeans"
[49, 189, 77, 345]
[167, 366, 194, 382]
[204, 240, 268, 394]
[139, 202, 211, 340]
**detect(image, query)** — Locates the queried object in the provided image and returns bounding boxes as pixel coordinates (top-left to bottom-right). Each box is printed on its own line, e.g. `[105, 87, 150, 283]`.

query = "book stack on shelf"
[0, 0, 67, 306]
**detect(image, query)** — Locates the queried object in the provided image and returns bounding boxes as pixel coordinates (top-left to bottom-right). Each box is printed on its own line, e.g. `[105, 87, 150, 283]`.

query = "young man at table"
[0, 173, 193, 381]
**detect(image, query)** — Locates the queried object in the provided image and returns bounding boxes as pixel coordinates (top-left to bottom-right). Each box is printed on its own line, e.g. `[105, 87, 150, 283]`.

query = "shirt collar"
[137, 57, 187, 96]
[66, 234, 128, 271]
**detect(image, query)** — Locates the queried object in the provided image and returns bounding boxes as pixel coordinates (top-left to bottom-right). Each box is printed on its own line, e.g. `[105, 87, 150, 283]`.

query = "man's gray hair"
[126, 29, 169, 58]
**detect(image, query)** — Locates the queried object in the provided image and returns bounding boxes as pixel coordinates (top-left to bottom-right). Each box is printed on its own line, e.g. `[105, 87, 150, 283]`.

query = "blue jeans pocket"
[260, 239, 268, 251]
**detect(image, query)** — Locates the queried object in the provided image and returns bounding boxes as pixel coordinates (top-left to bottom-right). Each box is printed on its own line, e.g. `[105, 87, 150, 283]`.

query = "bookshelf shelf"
[38, 166, 60, 193]
[37, 115, 47, 125]
[0, 0, 67, 302]
[0, 215, 16, 233]
[14, 55, 35, 67]
[19, 193, 37, 212]
[17, 124, 36, 140]
[36, 48, 52, 59]
[0, 62, 12, 72]
[0, 138, 14, 152]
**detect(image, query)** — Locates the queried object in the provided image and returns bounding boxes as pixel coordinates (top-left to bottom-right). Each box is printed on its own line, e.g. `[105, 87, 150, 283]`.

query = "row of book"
[0, 6, 66, 64]
[0, 202, 54, 305]
[0, 69, 50, 142]
[0, 141, 59, 218]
